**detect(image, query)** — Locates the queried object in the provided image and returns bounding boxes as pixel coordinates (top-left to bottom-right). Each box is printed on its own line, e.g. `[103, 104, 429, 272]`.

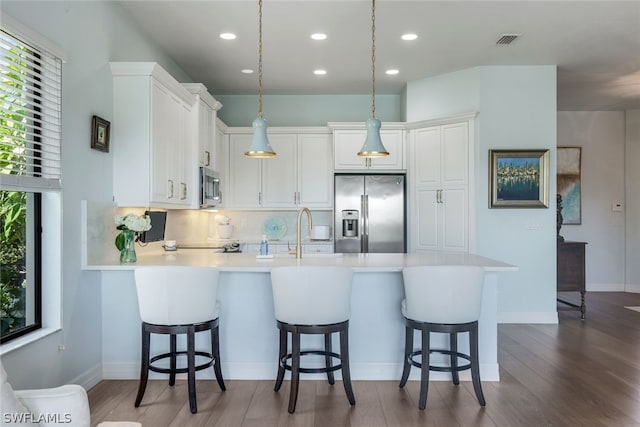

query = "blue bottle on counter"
[260, 234, 269, 256]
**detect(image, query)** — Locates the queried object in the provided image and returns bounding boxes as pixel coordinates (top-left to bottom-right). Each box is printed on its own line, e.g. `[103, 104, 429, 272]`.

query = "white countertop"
[84, 250, 517, 273]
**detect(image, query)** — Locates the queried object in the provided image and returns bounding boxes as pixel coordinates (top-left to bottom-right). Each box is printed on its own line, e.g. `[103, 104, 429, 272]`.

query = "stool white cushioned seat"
[134, 266, 225, 414]
[270, 266, 355, 413]
[400, 265, 486, 409]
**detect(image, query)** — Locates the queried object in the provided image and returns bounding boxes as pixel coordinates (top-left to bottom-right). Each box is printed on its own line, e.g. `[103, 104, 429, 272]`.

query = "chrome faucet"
[295, 207, 313, 259]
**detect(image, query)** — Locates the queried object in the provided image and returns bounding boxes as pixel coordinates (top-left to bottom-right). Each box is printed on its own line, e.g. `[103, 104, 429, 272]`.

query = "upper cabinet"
[111, 62, 197, 208]
[329, 122, 406, 171]
[182, 83, 223, 169]
[226, 128, 333, 209]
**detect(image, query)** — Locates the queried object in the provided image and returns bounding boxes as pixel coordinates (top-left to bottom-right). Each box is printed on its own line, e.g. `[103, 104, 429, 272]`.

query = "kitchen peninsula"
[86, 249, 515, 383]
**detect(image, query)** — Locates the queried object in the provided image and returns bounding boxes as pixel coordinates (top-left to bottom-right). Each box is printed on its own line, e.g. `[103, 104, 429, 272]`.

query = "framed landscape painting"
[557, 146, 582, 224]
[489, 149, 550, 208]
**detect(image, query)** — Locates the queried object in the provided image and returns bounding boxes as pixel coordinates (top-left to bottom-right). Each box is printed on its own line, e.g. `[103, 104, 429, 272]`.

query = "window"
[0, 28, 62, 344]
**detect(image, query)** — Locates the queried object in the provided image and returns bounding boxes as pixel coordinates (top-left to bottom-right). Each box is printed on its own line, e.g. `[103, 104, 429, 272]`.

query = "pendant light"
[358, 0, 389, 158]
[245, 0, 276, 158]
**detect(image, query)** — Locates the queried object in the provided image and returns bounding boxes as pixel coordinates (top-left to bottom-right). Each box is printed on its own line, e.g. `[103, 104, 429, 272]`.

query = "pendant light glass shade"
[245, 0, 276, 158]
[245, 117, 276, 158]
[358, 0, 389, 158]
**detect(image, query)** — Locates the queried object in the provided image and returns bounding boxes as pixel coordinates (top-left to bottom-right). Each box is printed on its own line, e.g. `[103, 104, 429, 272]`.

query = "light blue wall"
[0, 0, 191, 388]
[216, 94, 402, 126]
[406, 66, 558, 322]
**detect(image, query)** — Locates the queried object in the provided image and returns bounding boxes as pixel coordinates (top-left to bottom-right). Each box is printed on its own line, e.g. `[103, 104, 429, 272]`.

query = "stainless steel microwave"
[200, 167, 221, 208]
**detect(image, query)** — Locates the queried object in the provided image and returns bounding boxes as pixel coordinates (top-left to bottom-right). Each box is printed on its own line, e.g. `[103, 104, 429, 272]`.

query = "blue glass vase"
[119, 229, 137, 263]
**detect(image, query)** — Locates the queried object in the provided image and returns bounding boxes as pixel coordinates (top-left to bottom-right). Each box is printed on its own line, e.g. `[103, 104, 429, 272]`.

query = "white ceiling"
[117, 0, 640, 111]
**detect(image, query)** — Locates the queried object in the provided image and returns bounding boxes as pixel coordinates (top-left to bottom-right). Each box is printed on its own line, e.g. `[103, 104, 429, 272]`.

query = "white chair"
[1, 360, 90, 427]
[270, 266, 355, 413]
[400, 265, 486, 409]
[133, 266, 225, 414]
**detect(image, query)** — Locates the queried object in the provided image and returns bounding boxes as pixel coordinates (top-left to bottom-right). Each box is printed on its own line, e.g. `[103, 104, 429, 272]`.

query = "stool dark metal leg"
[211, 323, 226, 391]
[169, 334, 177, 386]
[288, 331, 301, 414]
[469, 322, 486, 406]
[274, 329, 287, 392]
[418, 328, 430, 410]
[340, 328, 356, 405]
[187, 325, 197, 414]
[325, 332, 335, 385]
[399, 325, 413, 388]
[450, 332, 459, 385]
[135, 323, 150, 408]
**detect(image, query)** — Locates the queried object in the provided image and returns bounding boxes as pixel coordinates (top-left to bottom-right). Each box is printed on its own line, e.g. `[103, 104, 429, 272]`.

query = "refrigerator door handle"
[361, 194, 368, 252]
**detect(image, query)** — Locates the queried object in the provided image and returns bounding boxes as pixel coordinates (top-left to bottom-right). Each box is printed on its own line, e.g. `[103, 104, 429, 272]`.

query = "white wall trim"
[1, 13, 67, 61]
[103, 362, 501, 382]
[498, 311, 558, 324]
[625, 284, 640, 293]
[71, 363, 103, 391]
[587, 283, 626, 292]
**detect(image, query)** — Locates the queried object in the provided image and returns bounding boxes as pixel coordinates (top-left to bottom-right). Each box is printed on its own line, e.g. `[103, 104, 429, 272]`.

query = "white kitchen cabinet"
[298, 133, 333, 207]
[228, 134, 262, 207]
[111, 62, 196, 208]
[330, 123, 405, 171]
[408, 118, 475, 252]
[226, 129, 332, 209]
[182, 83, 222, 169]
[261, 134, 298, 207]
[215, 120, 229, 206]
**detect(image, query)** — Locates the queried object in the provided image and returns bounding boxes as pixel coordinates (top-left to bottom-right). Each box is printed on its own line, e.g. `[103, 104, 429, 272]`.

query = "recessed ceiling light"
[313, 69, 327, 75]
[386, 69, 399, 75]
[311, 33, 327, 40]
[241, 69, 254, 74]
[220, 33, 236, 40]
[401, 33, 418, 41]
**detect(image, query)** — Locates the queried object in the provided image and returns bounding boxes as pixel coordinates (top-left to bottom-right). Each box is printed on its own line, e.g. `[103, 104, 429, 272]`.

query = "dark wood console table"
[557, 241, 587, 319]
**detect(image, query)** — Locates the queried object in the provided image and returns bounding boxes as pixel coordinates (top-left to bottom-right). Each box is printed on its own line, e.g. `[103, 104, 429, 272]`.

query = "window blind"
[0, 29, 62, 190]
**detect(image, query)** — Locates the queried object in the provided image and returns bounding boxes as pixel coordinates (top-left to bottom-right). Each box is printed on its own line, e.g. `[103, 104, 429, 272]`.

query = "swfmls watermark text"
[3, 412, 72, 424]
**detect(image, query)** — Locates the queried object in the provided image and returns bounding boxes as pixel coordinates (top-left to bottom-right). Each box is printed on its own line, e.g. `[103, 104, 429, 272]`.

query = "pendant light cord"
[371, 0, 376, 119]
[258, 0, 264, 118]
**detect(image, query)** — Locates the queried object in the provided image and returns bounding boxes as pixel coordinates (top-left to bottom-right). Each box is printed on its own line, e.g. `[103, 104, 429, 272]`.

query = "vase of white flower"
[115, 213, 152, 264]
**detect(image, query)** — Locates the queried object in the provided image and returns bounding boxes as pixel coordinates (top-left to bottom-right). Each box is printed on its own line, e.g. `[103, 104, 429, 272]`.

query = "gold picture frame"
[489, 149, 550, 208]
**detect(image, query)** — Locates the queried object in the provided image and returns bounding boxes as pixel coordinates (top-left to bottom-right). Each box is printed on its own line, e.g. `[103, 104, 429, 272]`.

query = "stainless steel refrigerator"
[334, 174, 406, 253]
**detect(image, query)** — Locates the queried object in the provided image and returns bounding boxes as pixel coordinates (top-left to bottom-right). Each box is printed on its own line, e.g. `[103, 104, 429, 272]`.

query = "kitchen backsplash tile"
[165, 209, 333, 244]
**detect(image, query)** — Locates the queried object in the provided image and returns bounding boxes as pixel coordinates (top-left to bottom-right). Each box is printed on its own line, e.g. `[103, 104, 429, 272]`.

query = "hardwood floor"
[88, 292, 640, 426]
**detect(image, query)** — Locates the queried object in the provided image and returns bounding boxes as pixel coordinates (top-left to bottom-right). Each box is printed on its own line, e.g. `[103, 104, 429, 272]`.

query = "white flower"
[115, 213, 151, 232]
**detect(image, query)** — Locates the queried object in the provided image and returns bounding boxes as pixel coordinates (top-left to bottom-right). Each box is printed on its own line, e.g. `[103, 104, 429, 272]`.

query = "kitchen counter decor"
[114, 213, 151, 263]
[263, 216, 287, 240]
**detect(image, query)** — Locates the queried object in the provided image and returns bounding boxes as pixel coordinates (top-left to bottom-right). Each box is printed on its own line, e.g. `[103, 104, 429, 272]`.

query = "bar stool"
[400, 265, 486, 410]
[270, 266, 355, 413]
[133, 266, 225, 414]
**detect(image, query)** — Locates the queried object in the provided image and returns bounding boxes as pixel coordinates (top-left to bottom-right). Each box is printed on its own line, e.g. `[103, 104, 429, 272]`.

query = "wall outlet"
[612, 202, 623, 212]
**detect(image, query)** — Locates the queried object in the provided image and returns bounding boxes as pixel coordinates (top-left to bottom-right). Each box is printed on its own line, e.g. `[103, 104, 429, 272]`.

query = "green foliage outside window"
[0, 41, 29, 336]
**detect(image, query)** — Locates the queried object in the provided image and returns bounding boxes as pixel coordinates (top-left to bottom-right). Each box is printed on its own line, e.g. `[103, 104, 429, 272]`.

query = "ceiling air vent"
[496, 34, 520, 45]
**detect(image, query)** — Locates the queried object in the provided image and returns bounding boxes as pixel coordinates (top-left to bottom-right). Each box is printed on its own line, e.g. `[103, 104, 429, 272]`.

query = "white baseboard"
[625, 284, 640, 293]
[71, 363, 103, 390]
[586, 283, 625, 292]
[102, 362, 500, 382]
[497, 311, 558, 324]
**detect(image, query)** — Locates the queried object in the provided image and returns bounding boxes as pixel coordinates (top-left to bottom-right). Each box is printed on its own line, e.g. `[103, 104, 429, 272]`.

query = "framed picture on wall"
[91, 115, 110, 153]
[489, 149, 550, 208]
[557, 146, 582, 224]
